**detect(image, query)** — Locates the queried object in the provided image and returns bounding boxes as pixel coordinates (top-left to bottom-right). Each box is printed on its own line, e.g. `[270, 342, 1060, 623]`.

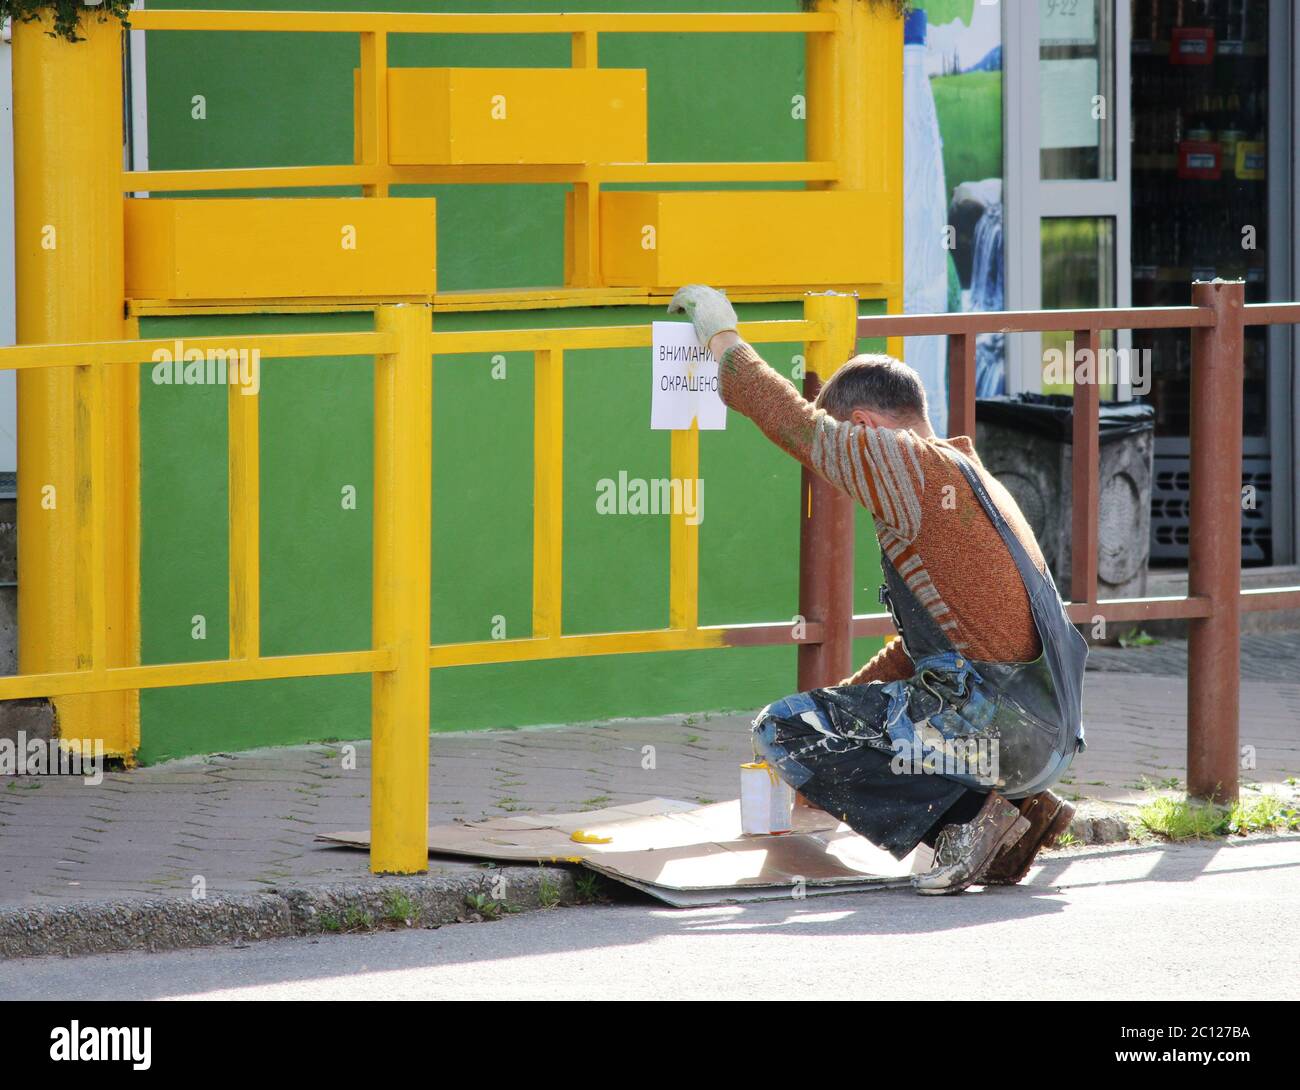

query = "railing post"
[12, 13, 136, 755]
[946, 332, 976, 439]
[371, 304, 433, 874]
[801, 0, 899, 692]
[1070, 328, 1101, 606]
[798, 293, 858, 691]
[1187, 280, 1244, 804]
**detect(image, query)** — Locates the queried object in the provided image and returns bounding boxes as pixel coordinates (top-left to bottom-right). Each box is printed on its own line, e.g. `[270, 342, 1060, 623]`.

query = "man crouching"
[669, 285, 1088, 895]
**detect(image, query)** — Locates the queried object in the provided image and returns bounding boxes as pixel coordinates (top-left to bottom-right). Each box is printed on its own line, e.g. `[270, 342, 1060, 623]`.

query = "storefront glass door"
[1130, 0, 1287, 566]
[1006, 0, 1295, 568]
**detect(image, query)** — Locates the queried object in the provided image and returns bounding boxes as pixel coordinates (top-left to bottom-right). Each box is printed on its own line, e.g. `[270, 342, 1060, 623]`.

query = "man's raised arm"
[668, 284, 925, 543]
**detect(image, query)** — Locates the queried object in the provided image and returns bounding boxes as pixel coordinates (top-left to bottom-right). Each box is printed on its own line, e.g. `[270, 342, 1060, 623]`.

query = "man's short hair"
[814, 354, 929, 424]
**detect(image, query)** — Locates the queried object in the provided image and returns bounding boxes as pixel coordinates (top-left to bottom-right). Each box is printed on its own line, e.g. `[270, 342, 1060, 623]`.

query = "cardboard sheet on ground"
[319, 798, 922, 907]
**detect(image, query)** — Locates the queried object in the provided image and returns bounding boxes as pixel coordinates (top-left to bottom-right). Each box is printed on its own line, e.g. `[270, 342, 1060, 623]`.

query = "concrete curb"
[0, 865, 578, 961]
[1065, 801, 1135, 846]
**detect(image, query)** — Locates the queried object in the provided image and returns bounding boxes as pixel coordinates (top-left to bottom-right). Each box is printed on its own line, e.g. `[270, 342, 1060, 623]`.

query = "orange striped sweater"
[719, 341, 1048, 686]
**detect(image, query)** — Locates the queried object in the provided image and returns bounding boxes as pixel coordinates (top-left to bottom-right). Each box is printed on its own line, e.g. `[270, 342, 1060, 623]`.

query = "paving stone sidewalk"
[1084, 629, 1300, 681]
[0, 635, 1296, 955]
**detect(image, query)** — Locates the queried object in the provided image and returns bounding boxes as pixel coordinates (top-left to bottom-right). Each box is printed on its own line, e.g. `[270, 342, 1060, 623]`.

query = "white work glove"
[667, 285, 738, 352]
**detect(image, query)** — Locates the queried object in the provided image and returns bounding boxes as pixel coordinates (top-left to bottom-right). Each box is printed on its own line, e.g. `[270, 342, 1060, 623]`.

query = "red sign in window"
[1171, 27, 1216, 65]
[1178, 140, 1221, 180]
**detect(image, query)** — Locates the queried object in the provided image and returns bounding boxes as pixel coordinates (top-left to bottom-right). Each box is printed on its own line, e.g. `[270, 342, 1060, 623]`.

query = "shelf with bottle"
[1131, 38, 1265, 58]
[1131, 0, 1268, 54]
[1133, 149, 1266, 178]
[1130, 74, 1267, 180]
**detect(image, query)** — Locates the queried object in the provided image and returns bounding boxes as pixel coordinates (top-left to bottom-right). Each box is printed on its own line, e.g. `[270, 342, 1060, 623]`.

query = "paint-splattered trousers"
[752, 683, 987, 859]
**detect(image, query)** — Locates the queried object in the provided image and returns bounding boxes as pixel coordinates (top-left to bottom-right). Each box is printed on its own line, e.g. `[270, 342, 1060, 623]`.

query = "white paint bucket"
[740, 761, 794, 835]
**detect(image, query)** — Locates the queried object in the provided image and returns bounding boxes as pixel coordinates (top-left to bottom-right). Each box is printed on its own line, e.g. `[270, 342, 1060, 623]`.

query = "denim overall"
[753, 447, 1089, 855]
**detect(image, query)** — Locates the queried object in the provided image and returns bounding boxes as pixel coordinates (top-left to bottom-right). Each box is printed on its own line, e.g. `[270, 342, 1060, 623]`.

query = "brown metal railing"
[795, 280, 1297, 804]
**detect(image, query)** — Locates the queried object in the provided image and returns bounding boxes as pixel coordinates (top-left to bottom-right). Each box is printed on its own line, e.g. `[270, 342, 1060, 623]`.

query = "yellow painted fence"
[8, 3, 900, 874]
[0, 300, 857, 872]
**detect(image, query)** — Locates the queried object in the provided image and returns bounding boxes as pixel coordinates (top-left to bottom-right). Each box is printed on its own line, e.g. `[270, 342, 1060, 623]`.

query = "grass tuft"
[537, 868, 562, 910]
[1226, 794, 1300, 836]
[382, 889, 418, 925]
[573, 871, 609, 905]
[1138, 793, 1300, 841]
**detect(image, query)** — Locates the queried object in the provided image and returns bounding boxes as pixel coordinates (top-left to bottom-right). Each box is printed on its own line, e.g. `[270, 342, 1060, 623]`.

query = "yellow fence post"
[532, 348, 565, 641]
[669, 423, 700, 632]
[370, 304, 433, 874]
[12, 13, 137, 756]
[567, 28, 602, 288]
[807, 0, 903, 357]
[227, 373, 261, 663]
[358, 30, 391, 198]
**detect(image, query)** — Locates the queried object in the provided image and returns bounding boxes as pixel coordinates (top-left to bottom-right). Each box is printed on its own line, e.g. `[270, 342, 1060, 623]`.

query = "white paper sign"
[1039, 57, 1100, 150]
[650, 321, 727, 431]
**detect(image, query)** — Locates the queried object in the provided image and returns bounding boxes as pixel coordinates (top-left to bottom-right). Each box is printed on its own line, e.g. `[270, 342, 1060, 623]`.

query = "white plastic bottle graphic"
[903, 9, 950, 437]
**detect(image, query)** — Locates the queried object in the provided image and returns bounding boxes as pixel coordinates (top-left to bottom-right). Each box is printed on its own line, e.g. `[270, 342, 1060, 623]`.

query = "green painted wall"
[138, 0, 887, 761]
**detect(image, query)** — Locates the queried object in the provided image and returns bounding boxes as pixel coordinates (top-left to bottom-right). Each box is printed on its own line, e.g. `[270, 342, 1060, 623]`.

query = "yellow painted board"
[386, 68, 646, 165]
[125, 197, 436, 300]
[597, 191, 894, 288]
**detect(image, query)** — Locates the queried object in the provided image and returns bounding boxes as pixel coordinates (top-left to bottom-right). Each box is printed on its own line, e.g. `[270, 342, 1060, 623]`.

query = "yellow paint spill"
[741, 760, 781, 785]
[570, 829, 612, 845]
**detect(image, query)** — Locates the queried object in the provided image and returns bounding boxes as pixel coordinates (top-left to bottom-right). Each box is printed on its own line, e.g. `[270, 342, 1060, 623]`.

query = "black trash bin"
[974, 393, 1155, 602]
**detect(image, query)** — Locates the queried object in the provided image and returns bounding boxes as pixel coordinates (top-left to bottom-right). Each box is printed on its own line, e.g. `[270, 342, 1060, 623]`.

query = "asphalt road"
[3, 837, 1297, 1001]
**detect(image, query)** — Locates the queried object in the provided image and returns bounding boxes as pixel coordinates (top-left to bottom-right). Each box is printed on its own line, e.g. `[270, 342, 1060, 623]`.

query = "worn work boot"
[981, 790, 1077, 886]
[912, 791, 1030, 896]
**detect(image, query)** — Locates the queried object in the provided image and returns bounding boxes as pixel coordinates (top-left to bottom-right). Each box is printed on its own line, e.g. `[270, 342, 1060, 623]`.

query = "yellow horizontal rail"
[3, 324, 825, 382]
[429, 617, 832, 670]
[0, 321, 821, 375]
[431, 319, 826, 355]
[0, 649, 393, 700]
[0, 331, 394, 372]
[430, 629, 728, 669]
[128, 10, 836, 34]
[123, 161, 841, 193]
